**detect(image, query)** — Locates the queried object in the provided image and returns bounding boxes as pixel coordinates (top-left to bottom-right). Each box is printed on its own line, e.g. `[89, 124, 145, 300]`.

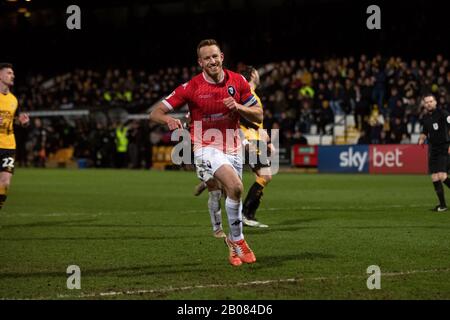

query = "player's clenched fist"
[223, 97, 239, 111]
[166, 117, 183, 130]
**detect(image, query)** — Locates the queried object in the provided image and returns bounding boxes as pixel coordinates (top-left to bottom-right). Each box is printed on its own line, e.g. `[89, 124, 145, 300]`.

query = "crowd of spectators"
[16, 66, 201, 113]
[14, 54, 450, 168]
[14, 117, 161, 169]
[255, 54, 449, 146]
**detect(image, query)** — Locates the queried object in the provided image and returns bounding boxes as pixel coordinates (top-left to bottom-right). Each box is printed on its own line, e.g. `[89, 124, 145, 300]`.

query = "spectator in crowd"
[31, 118, 47, 167]
[316, 100, 334, 135]
[368, 106, 384, 144]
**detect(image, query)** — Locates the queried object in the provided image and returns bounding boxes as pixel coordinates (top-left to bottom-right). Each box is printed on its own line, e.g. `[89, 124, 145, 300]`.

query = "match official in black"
[418, 94, 450, 212]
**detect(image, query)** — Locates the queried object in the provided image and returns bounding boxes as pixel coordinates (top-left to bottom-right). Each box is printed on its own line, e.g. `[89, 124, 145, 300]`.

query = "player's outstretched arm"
[223, 97, 263, 123]
[149, 102, 183, 131]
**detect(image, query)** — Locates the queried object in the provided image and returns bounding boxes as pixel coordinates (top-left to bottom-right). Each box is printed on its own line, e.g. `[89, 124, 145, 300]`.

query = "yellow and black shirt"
[240, 89, 263, 141]
[0, 92, 19, 150]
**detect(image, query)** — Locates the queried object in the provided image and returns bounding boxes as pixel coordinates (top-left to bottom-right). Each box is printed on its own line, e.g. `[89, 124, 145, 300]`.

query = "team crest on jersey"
[433, 123, 439, 130]
[227, 86, 236, 97]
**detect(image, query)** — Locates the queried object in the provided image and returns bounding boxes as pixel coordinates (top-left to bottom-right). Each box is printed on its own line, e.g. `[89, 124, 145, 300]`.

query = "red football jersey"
[162, 69, 257, 153]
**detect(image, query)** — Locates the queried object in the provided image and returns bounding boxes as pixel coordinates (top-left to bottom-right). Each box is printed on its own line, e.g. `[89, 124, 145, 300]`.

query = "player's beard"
[205, 61, 223, 80]
[0, 79, 13, 88]
[426, 105, 435, 113]
[0, 81, 11, 93]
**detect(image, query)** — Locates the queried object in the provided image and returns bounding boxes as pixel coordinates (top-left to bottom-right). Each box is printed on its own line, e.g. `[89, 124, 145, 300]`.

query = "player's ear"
[220, 52, 224, 62]
[197, 57, 203, 68]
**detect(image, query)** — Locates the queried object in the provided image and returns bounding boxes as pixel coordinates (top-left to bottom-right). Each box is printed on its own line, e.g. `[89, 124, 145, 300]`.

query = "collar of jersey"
[202, 70, 225, 85]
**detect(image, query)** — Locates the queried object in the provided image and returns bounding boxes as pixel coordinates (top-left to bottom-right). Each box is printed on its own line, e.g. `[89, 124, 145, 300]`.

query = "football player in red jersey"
[150, 39, 262, 266]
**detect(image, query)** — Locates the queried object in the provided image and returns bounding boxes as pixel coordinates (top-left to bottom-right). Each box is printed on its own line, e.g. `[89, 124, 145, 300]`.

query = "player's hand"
[418, 140, 426, 149]
[18, 113, 30, 126]
[246, 141, 258, 154]
[258, 129, 270, 143]
[223, 97, 239, 111]
[268, 143, 276, 156]
[166, 117, 183, 131]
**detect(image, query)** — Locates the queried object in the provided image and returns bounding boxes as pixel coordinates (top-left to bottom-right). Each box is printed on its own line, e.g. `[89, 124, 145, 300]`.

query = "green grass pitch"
[1, 168, 450, 299]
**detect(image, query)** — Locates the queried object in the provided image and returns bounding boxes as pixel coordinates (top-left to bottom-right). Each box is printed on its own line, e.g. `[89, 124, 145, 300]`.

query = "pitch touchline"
[186, 204, 429, 213]
[2, 204, 428, 217]
[56, 267, 450, 299]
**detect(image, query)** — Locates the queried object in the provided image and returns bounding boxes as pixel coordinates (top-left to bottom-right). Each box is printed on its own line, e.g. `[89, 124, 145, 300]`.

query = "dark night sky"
[1, 0, 448, 75]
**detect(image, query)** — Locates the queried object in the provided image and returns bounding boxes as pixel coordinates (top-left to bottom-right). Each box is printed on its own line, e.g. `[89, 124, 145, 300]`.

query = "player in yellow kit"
[239, 66, 273, 228]
[0, 63, 30, 210]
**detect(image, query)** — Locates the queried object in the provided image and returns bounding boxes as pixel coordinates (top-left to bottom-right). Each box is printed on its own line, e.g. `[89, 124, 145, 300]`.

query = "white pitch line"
[185, 204, 429, 214]
[1, 204, 429, 218]
[56, 267, 450, 299]
[58, 278, 299, 299]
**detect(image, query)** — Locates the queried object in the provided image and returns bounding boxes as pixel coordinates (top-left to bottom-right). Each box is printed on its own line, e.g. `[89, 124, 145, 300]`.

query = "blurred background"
[1, 0, 448, 170]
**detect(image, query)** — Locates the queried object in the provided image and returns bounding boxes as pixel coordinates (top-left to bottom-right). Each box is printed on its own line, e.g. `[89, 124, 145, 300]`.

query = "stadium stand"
[12, 53, 449, 168]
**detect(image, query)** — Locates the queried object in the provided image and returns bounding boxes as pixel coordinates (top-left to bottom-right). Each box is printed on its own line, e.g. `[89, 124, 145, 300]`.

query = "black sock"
[242, 182, 264, 220]
[433, 181, 446, 207]
[0, 194, 6, 210]
[443, 178, 450, 189]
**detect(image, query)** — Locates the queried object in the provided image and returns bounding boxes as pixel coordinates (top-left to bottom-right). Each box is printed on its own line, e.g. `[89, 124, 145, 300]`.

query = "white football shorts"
[194, 146, 243, 182]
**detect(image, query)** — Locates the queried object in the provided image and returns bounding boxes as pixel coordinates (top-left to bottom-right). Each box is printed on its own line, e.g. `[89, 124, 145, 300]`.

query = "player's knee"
[206, 179, 219, 191]
[227, 182, 243, 200]
[256, 174, 271, 186]
[0, 177, 11, 189]
[261, 174, 272, 184]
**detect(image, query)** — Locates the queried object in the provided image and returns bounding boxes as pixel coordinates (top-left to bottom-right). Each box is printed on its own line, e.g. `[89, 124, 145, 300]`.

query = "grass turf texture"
[1, 169, 450, 299]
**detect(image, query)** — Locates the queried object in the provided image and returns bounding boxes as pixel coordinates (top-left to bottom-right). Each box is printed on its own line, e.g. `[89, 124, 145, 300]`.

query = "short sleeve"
[238, 75, 258, 107]
[162, 82, 190, 111]
[442, 109, 450, 124]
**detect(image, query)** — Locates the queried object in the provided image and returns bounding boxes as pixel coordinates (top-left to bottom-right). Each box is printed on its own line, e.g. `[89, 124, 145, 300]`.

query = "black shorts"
[244, 140, 271, 172]
[429, 144, 448, 174]
[0, 149, 15, 175]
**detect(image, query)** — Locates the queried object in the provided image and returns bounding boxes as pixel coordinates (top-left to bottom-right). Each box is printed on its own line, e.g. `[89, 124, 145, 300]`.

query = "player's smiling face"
[0, 68, 14, 87]
[198, 45, 224, 79]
